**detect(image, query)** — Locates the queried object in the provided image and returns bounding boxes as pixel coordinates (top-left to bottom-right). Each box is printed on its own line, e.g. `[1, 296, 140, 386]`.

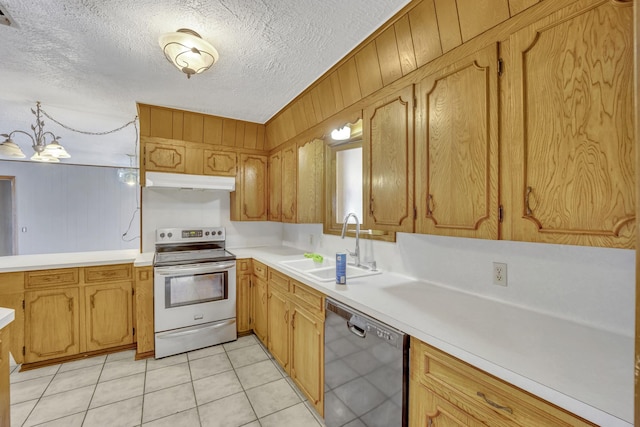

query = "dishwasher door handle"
[347, 321, 366, 338]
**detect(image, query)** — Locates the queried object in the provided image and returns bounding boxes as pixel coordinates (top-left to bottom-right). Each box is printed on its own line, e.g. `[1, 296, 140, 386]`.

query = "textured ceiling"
[0, 0, 410, 167]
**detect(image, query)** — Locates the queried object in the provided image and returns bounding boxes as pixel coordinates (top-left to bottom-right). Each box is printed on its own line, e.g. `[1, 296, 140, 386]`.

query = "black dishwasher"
[324, 298, 409, 427]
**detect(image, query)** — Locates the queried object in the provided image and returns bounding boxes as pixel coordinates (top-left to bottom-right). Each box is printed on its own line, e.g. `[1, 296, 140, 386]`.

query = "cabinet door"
[363, 85, 415, 232]
[0, 328, 9, 427]
[231, 154, 268, 221]
[25, 288, 80, 363]
[0, 272, 25, 364]
[269, 151, 283, 221]
[135, 267, 154, 356]
[504, 0, 634, 248]
[267, 288, 290, 371]
[253, 276, 268, 346]
[85, 282, 133, 352]
[416, 44, 499, 239]
[409, 381, 487, 427]
[297, 139, 324, 223]
[204, 150, 237, 176]
[281, 145, 297, 223]
[290, 304, 324, 416]
[236, 274, 252, 334]
[145, 142, 186, 173]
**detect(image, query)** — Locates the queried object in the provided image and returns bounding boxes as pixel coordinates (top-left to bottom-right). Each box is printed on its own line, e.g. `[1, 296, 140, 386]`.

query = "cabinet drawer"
[410, 338, 594, 427]
[84, 264, 132, 283]
[253, 260, 268, 280]
[26, 268, 79, 288]
[291, 280, 324, 318]
[268, 269, 290, 292]
[237, 259, 252, 274]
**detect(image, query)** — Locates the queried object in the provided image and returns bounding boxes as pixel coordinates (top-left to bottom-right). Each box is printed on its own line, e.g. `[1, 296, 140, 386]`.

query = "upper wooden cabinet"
[363, 85, 415, 232]
[297, 139, 324, 224]
[415, 44, 500, 239]
[503, 0, 635, 248]
[203, 150, 237, 176]
[144, 142, 186, 174]
[231, 154, 269, 221]
[281, 145, 297, 223]
[268, 151, 283, 221]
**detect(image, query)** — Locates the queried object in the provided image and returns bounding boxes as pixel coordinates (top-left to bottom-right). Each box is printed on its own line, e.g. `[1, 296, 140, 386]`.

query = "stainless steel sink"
[279, 257, 381, 282]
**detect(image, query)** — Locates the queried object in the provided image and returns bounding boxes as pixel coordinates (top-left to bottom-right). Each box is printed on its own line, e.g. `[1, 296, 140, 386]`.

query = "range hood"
[145, 172, 236, 191]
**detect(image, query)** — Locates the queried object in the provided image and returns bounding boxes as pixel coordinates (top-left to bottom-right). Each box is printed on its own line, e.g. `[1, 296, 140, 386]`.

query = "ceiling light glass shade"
[159, 29, 219, 79]
[118, 168, 138, 186]
[43, 140, 71, 158]
[0, 138, 26, 158]
[30, 152, 59, 162]
[331, 125, 351, 141]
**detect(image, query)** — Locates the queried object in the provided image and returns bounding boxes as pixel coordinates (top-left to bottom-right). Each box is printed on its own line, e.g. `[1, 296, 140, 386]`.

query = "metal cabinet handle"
[370, 196, 374, 216]
[68, 299, 73, 312]
[427, 194, 434, 215]
[90, 295, 95, 309]
[477, 392, 513, 414]
[525, 186, 533, 215]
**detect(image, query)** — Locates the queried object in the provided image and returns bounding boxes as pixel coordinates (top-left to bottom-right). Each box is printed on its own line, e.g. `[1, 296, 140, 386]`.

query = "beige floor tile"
[259, 402, 321, 427]
[106, 349, 136, 362]
[83, 395, 143, 427]
[222, 334, 258, 352]
[99, 358, 146, 382]
[142, 382, 196, 424]
[145, 362, 191, 393]
[141, 408, 201, 427]
[146, 353, 187, 371]
[245, 378, 301, 418]
[226, 344, 268, 369]
[10, 364, 59, 384]
[187, 344, 225, 361]
[90, 372, 145, 409]
[23, 384, 94, 426]
[44, 364, 102, 396]
[33, 412, 85, 426]
[188, 353, 232, 381]
[10, 375, 53, 404]
[58, 355, 106, 373]
[198, 392, 256, 427]
[192, 370, 243, 406]
[235, 359, 282, 390]
[240, 421, 261, 427]
[10, 399, 37, 426]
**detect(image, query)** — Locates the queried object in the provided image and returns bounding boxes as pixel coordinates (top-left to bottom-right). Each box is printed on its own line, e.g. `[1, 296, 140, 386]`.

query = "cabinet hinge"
[132, 288, 135, 296]
[22, 299, 25, 310]
[498, 205, 504, 223]
[22, 346, 25, 356]
[498, 58, 504, 77]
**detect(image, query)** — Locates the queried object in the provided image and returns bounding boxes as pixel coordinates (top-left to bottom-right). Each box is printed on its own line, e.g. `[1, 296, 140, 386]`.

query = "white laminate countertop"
[0, 308, 15, 330]
[231, 246, 633, 427]
[0, 249, 141, 272]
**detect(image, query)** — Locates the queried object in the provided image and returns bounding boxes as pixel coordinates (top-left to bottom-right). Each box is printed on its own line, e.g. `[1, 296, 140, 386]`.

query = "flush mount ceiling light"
[331, 125, 351, 141]
[159, 28, 219, 79]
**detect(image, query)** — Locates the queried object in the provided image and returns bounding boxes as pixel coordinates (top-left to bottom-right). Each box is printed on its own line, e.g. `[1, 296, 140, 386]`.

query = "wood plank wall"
[265, 0, 541, 150]
[137, 104, 266, 151]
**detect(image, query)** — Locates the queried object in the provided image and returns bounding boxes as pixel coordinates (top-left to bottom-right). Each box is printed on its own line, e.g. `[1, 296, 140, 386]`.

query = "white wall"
[0, 160, 140, 255]
[283, 223, 635, 337]
[141, 188, 283, 253]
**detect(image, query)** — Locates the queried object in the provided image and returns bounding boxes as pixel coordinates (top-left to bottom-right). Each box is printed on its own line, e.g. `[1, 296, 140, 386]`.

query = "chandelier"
[0, 102, 70, 162]
[159, 28, 219, 79]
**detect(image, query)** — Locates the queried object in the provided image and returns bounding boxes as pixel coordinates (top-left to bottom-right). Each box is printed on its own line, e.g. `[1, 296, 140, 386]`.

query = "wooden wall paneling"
[355, 42, 384, 97]
[243, 122, 258, 150]
[317, 77, 337, 120]
[338, 58, 362, 107]
[456, 0, 511, 42]
[171, 110, 183, 140]
[290, 99, 309, 136]
[309, 87, 326, 124]
[234, 122, 246, 148]
[149, 108, 173, 139]
[301, 93, 319, 133]
[255, 125, 266, 151]
[182, 112, 204, 143]
[408, 0, 443, 67]
[328, 71, 345, 113]
[394, 14, 418, 76]
[137, 104, 150, 137]
[434, 0, 463, 52]
[508, 0, 540, 16]
[185, 147, 204, 175]
[203, 116, 224, 145]
[222, 118, 237, 147]
[376, 25, 404, 86]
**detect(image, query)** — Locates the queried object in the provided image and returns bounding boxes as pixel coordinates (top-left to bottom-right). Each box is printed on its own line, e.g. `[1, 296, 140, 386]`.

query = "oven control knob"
[168, 232, 173, 238]
[217, 231, 222, 235]
[160, 233, 165, 238]
[205, 231, 210, 236]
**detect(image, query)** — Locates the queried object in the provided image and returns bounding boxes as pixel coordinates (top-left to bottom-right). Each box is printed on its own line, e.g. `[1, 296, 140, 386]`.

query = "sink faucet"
[341, 212, 361, 267]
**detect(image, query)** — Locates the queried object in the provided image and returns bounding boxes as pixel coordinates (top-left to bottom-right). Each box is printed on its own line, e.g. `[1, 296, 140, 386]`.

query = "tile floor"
[9, 335, 325, 427]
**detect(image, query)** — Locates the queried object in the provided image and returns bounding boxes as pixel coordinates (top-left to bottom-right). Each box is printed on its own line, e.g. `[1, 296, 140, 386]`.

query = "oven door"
[154, 261, 236, 332]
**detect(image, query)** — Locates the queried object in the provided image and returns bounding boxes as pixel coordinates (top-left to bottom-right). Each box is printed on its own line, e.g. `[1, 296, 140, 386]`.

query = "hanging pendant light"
[159, 28, 219, 79]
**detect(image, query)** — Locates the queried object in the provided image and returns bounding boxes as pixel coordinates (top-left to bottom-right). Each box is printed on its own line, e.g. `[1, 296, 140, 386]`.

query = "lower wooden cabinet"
[135, 266, 154, 357]
[0, 272, 25, 364]
[236, 259, 253, 334]
[85, 282, 133, 352]
[253, 276, 269, 346]
[267, 287, 290, 370]
[24, 287, 81, 363]
[0, 326, 11, 427]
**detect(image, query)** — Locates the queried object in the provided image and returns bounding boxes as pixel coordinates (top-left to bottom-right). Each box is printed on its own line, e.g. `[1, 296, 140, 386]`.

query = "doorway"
[0, 176, 16, 255]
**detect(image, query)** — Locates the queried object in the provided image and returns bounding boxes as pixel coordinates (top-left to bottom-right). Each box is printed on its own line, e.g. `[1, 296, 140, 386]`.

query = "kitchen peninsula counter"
[231, 245, 633, 427]
[0, 249, 140, 273]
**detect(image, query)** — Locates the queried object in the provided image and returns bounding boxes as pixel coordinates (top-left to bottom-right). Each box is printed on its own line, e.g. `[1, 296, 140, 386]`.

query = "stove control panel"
[156, 227, 225, 244]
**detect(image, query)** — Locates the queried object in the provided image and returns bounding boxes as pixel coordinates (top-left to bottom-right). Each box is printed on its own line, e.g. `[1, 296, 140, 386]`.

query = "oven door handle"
[156, 319, 236, 339]
[155, 262, 236, 276]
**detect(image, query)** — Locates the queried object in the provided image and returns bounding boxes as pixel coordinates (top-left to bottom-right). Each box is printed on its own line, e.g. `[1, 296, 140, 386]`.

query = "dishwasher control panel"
[367, 323, 399, 346]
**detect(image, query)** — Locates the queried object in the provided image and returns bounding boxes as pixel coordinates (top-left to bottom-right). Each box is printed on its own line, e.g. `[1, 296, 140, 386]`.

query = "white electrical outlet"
[493, 262, 507, 286]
